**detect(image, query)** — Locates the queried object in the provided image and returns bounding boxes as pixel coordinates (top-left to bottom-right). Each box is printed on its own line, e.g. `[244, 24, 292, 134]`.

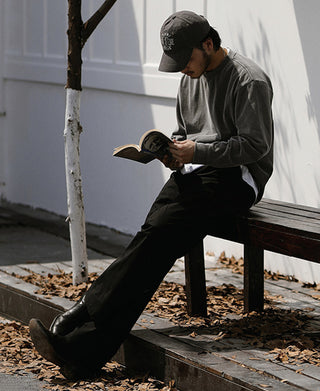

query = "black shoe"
[50, 296, 90, 336]
[29, 318, 65, 367]
[29, 318, 96, 381]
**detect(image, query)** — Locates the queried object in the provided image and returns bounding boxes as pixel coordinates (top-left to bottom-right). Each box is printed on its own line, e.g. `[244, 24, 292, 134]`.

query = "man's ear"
[202, 37, 214, 52]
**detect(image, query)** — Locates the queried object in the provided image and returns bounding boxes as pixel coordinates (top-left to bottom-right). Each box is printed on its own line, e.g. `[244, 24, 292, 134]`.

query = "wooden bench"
[184, 198, 320, 317]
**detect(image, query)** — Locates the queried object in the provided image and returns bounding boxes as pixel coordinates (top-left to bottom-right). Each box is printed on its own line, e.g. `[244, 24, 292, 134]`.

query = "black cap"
[159, 10, 211, 72]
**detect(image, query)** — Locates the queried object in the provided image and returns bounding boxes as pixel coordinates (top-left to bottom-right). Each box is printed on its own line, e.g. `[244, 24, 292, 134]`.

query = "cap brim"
[158, 47, 193, 72]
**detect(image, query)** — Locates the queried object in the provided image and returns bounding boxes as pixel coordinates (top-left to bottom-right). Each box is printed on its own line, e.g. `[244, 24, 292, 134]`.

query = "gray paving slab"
[0, 205, 115, 388]
[0, 202, 133, 259]
[0, 319, 45, 390]
[0, 370, 46, 391]
[0, 225, 105, 265]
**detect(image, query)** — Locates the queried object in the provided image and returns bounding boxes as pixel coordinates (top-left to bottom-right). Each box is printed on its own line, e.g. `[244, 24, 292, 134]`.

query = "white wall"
[203, 0, 320, 282]
[1, 0, 179, 235]
[1, 0, 320, 281]
[0, 0, 6, 196]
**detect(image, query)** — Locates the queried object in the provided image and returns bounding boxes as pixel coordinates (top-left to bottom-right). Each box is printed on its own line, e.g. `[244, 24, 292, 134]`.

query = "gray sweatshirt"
[172, 49, 274, 202]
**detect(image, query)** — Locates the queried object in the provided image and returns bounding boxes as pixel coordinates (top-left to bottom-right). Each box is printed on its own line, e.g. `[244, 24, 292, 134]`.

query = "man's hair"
[195, 27, 221, 51]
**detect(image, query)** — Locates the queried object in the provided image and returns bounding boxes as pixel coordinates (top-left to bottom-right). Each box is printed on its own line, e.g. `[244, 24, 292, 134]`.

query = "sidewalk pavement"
[0, 203, 125, 390]
[0, 367, 47, 391]
[2, 203, 320, 391]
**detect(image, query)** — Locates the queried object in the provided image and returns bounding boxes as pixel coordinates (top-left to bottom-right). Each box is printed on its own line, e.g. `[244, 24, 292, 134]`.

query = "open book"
[113, 129, 173, 164]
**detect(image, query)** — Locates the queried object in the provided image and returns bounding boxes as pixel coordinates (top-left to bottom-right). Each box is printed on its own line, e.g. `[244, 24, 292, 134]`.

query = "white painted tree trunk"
[64, 88, 88, 285]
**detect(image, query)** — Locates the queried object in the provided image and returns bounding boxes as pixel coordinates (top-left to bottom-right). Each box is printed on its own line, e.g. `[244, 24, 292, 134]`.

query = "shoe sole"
[29, 318, 65, 367]
[29, 318, 97, 381]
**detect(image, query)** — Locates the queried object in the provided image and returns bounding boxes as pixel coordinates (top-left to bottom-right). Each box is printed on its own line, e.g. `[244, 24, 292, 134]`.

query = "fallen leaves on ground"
[145, 281, 320, 366]
[145, 280, 279, 325]
[3, 253, 320, 389]
[217, 251, 299, 282]
[14, 269, 97, 301]
[0, 317, 176, 390]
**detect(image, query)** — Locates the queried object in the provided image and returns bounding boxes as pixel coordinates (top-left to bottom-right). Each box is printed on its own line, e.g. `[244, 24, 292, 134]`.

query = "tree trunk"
[65, 0, 118, 284]
[64, 89, 88, 284]
[65, 0, 88, 284]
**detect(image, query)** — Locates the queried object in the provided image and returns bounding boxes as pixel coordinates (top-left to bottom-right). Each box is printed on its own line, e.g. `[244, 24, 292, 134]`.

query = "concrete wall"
[1, 0, 320, 281]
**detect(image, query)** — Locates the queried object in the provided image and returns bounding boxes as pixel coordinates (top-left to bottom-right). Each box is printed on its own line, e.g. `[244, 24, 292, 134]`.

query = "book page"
[141, 130, 172, 159]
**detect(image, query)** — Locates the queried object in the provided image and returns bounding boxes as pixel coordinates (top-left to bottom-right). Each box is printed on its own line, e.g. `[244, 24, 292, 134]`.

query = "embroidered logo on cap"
[161, 33, 174, 51]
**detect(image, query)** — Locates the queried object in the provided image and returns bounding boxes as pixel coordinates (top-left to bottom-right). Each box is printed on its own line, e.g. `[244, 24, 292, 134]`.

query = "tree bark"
[65, 0, 118, 284]
[65, 0, 87, 284]
[82, 0, 118, 47]
[64, 89, 88, 285]
[67, 0, 82, 90]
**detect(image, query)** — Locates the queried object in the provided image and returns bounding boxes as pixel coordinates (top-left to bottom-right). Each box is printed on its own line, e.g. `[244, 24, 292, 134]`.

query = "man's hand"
[169, 139, 195, 164]
[159, 139, 195, 170]
[161, 154, 184, 170]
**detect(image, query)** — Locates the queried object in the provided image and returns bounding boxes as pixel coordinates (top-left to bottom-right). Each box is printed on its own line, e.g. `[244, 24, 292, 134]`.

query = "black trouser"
[56, 166, 256, 371]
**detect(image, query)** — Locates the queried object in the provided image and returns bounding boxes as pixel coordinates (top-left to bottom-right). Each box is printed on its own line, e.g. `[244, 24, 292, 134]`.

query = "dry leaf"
[7, 256, 320, 388]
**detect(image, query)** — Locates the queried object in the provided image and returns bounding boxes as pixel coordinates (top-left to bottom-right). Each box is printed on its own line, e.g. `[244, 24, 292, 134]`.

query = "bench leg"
[244, 245, 264, 313]
[184, 241, 208, 317]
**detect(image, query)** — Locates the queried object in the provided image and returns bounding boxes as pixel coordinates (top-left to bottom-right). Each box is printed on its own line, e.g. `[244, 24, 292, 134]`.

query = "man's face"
[181, 48, 211, 79]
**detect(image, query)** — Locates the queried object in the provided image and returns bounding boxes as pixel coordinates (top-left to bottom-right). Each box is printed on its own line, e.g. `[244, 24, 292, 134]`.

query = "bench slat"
[249, 210, 320, 231]
[254, 204, 320, 223]
[262, 198, 320, 216]
[254, 201, 320, 224]
[245, 212, 320, 236]
[206, 215, 320, 260]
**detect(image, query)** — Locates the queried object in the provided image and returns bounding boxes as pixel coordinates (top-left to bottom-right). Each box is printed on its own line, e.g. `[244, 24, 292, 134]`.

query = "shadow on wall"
[292, 0, 320, 199]
[229, 7, 320, 205]
[227, 5, 320, 281]
[234, 16, 299, 204]
[293, 0, 320, 142]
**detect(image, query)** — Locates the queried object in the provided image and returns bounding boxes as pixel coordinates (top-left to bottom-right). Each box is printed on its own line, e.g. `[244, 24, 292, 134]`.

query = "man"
[29, 10, 273, 380]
